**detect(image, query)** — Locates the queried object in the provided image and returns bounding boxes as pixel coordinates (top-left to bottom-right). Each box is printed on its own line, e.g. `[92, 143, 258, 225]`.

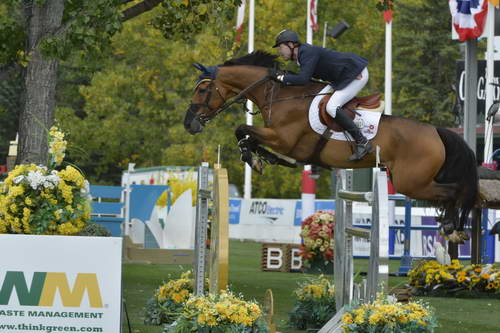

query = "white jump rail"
[319, 168, 390, 333]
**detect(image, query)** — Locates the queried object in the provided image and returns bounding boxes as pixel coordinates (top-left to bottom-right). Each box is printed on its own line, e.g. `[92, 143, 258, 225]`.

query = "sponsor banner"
[229, 199, 242, 225]
[0, 235, 122, 332]
[239, 199, 296, 226]
[228, 199, 499, 261]
[293, 200, 335, 226]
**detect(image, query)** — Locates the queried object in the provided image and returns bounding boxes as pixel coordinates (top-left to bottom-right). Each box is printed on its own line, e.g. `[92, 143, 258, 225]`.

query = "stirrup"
[348, 141, 373, 162]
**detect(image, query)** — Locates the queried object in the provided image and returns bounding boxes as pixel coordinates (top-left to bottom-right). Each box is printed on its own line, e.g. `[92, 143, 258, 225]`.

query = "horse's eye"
[199, 88, 206, 93]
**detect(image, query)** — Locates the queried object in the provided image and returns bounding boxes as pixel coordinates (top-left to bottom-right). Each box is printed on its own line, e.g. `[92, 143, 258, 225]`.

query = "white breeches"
[325, 67, 369, 117]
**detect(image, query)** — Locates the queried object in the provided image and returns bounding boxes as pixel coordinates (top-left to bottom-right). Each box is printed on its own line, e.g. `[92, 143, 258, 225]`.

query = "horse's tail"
[435, 127, 479, 228]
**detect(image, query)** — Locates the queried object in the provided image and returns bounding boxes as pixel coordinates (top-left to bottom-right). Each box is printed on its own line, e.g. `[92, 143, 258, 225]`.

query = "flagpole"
[384, 12, 392, 116]
[243, 0, 254, 200]
[302, 0, 316, 222]
[307, 0, 313, 44]
[484, 2, 495, 166]
[322, 21, 328, 48]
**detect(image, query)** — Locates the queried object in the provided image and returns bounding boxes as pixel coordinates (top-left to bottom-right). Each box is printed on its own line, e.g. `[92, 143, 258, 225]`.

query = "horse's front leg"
[235, 125, 296, 173]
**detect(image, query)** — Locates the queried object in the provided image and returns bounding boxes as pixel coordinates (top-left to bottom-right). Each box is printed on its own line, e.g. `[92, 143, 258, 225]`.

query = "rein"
[193, 75, 271, 123]
[192, 70, 334, 126]
[216, 75, 270, 115]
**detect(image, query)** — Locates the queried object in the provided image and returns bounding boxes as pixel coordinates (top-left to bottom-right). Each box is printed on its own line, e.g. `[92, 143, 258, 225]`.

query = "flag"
[449, 0, 489, 42]
[310, 0, 319, 32]
[235, 0, 246, 42]
[383, 10, 393, 23]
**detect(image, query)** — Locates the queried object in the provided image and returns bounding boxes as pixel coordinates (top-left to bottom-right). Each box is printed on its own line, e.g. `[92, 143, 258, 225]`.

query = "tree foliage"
[1, 0, 464, 198]
[392, 0, 461, 125]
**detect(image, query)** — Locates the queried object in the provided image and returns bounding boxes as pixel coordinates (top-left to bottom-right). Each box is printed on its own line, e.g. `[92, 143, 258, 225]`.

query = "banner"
[238, 199, 296, 226]
[310, 0, 319, 32]
[0, 235, 122, 332]
[449, 0, 488, 42]
[235, 0, 246, 42]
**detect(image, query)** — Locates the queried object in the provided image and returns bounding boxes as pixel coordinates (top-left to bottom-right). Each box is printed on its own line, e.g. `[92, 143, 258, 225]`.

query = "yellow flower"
[9, 186, 24, 197]
[9, 203, 17, 213]
[342, 313, 353, 324]
[58, 166, 85, 187]
[368, 311, 384, 325]
[481, 273, 491, 280]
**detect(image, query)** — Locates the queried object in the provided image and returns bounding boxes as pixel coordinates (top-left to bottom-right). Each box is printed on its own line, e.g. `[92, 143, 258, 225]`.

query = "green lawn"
[122, 240, 500, 332]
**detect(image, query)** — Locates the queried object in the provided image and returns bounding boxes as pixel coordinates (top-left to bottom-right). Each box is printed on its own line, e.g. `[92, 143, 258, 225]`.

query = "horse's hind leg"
[391, 166, 461, 235]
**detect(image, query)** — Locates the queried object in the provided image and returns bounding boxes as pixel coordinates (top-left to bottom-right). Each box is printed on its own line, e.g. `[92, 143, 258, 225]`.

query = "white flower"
[26, 170, 46, 190]
[35, 173, 60, 189]
[13, 176, 24, 184]
[81, 180, 91, 197]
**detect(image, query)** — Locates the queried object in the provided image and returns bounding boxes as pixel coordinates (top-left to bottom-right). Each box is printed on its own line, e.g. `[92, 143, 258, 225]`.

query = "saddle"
[318, 93, 382, 132]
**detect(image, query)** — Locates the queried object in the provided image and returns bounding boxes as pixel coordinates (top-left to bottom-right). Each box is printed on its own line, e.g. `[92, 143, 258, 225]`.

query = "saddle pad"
[309, 85, 383, 141]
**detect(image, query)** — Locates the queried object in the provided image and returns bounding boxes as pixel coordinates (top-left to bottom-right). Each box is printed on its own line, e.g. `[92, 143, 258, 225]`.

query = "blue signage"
[294, 200, 335, 226]
[229, 199, 242, 224]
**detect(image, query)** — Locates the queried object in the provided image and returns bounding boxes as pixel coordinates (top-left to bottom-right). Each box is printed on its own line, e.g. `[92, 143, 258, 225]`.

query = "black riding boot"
[334, 107, 373, 161]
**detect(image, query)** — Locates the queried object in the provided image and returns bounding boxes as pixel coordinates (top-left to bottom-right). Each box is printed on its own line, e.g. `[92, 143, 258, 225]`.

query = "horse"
[184, 51, 479, 243]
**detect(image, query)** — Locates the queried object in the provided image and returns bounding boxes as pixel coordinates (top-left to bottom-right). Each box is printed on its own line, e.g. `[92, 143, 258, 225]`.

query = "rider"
[271, 29, 372, 161]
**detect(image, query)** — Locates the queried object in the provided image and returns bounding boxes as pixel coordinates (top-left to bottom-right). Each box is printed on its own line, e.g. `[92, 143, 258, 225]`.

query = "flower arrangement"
[0, 126, 90, 235]
[299, 210, 334, 264]
[163, 290, 268, 333]
[408, 260, 500, 296]
[288, 275, 336, 330]
[341, 294, 438, 332]
[376, 0, 394, 11]
[145, 271, 199, 326]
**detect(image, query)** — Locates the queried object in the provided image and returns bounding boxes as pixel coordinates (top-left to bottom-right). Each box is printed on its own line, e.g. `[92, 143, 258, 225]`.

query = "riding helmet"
[273, 29, 300, 48]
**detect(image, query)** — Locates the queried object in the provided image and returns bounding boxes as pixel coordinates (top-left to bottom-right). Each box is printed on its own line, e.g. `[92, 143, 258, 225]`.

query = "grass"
[123, 240, 500, 332]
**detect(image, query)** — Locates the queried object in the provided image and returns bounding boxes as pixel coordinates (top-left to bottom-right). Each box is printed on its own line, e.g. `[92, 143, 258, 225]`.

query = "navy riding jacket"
[282, 43, 368, 90]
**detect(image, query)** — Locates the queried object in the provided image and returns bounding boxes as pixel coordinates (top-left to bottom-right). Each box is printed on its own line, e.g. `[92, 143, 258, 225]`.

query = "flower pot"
[303, 256, 334, 274]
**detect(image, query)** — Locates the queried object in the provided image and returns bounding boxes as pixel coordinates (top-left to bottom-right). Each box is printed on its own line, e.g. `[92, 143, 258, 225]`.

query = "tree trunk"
[16, 0, 64, 166]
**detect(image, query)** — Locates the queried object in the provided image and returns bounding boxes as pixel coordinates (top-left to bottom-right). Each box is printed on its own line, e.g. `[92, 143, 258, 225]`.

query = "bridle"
[189, 72, 270, 125]
[190, 78, 228, 124]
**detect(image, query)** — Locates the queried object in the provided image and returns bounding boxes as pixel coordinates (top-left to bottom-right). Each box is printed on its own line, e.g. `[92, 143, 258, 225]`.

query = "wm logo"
[0, 272, 103, 308]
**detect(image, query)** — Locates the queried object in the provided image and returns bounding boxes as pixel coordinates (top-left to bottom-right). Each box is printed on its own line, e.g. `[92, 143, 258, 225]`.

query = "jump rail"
[319, 168, 390, 333]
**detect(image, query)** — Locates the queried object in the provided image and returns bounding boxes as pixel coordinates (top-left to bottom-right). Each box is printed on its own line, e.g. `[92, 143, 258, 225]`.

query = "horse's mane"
[222, 51, 279, 68]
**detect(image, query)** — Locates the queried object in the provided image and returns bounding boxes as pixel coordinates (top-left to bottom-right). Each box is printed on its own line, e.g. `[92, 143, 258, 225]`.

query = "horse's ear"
[193, 63, 207, 72]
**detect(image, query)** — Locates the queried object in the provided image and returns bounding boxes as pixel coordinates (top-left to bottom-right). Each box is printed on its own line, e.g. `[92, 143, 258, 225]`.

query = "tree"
[0, 0, 241, 166]
[54, 0, 391, 197]
[392, 0, 460, 125]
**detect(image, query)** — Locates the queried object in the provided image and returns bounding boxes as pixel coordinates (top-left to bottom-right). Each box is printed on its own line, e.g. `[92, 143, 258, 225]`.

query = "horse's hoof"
[448, 231, 464, 244]
[457, 231, 470, 241]
[439, 222, 455, 235]
[251, 158, 263, 174]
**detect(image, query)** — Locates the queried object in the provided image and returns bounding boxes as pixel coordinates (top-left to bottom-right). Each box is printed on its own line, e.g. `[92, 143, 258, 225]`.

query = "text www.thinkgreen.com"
[0, 323, 103, 332]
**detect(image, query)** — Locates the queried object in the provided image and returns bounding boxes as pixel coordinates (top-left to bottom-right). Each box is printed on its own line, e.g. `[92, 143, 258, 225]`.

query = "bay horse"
[184, 51, 478, 243]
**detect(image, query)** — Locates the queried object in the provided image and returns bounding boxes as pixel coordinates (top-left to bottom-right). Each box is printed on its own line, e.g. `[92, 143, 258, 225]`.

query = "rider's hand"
[269, 69, 285, 82]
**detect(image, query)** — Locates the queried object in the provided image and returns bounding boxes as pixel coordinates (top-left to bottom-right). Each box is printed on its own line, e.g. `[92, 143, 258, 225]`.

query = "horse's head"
[184, 63, 228, 135]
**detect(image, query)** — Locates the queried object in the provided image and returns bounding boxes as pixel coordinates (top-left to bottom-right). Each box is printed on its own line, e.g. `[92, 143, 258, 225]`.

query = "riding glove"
[269, 69, 285, 82]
